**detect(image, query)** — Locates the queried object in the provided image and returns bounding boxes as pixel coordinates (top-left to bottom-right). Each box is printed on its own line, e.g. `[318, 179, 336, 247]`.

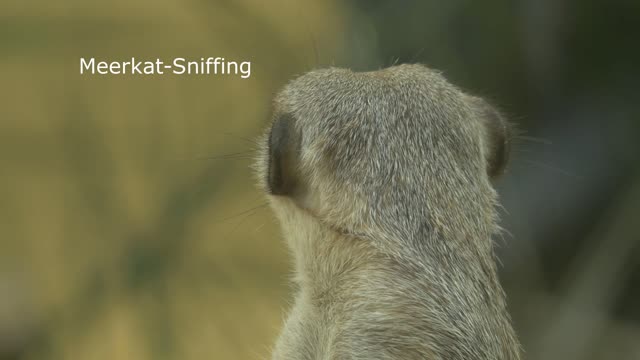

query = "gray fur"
[256, 64, 522, 359]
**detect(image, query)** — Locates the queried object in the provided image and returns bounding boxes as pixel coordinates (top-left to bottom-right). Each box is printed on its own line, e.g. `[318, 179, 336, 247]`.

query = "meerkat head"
[258, 64, 511, 250]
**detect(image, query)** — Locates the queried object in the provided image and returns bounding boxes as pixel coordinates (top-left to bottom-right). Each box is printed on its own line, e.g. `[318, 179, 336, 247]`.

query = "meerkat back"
[257, 64, 521, 360]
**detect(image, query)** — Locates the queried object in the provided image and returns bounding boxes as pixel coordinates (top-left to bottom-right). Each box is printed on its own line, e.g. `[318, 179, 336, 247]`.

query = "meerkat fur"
[256, 64, 522, 360]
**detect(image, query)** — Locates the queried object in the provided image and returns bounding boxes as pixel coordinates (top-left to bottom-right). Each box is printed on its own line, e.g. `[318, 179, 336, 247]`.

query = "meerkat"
[256, 64, 522, 359]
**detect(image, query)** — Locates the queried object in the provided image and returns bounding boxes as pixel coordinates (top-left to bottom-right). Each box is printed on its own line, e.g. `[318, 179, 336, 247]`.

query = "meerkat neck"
[276, 204, 520, 359]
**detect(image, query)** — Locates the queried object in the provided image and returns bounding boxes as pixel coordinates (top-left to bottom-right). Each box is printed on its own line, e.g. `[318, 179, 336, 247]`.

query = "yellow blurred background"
[1, 1, 347, 359]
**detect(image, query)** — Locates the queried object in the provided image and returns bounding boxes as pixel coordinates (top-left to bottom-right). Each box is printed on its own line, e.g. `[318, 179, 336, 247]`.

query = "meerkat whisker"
[215, 202, 268, 224]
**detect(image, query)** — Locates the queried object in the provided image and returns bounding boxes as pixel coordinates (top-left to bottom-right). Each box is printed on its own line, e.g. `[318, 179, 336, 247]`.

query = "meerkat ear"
[267, 113, 302, 196]
[471, 97, 512, 179]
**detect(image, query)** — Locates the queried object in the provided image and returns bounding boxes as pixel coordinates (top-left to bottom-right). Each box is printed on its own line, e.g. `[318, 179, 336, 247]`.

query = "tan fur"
[257, 64, 522, 359]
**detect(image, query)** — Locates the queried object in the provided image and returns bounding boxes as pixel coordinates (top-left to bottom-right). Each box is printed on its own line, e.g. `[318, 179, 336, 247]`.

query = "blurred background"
[1, 0, 638, 359]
